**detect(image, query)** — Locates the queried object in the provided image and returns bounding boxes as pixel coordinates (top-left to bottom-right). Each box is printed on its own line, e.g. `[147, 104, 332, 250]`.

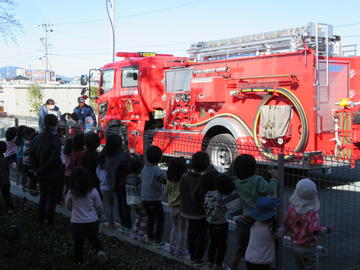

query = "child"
[231, 154, 278, 270]
[245, 197, 281, 270]
[165, 157, 187, 256]
[22, 127, 37, 194]
[103, 135, 129, 229]
[125, 157, 147, 241]
[84, 116, 94, 133]
[141, 145, 167, 246]
[180, 151, 210, 265]
[62, 138, 73, 196]
[283, 178, 331, 270]
[0, 141, 14, 214]
[15, 125, 27, 188]
[4, 127, 17, 167]
[65, 167, 106, 263]
[82, 133, 101, 195]
[204, 174, 234, 270]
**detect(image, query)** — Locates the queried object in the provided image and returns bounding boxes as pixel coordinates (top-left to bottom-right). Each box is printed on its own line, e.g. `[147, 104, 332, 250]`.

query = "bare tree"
[0, 0, 22, 42]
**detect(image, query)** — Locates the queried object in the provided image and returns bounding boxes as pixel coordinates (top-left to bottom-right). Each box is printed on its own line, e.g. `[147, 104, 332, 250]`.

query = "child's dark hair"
[85, 133, 100, 151]
[191, 151, 210, 173]
[233, 154, 256, 180]
[63, 138, 73, 155]
[167, 157, 187, 182]
[5, 127, 17, 142]
[104, 134, 122, 156]
[214, 174, 235, 195]
[146, 146, 162, 164]
[72, 133, 85, 151]
[24, 127, 36, 140]
[70, 167, 93, 198]
[71, 113, 79, 122]
[129, 157, 144, 175]
[0, 141, 7, 155]
[15, 125, 27, 146]
[201, 167, 219, 192]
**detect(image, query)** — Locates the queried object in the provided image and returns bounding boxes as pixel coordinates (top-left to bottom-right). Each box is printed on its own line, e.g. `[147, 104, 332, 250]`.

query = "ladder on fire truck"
[187, 22, 341, 61]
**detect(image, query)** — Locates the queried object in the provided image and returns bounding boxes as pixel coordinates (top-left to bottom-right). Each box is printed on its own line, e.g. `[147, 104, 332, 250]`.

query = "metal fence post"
[276, 153, 285, 270]
[14, 118, 19, 128]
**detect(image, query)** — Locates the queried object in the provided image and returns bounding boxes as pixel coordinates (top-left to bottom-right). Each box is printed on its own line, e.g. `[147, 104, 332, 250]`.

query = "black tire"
[206, 134, 238, 173]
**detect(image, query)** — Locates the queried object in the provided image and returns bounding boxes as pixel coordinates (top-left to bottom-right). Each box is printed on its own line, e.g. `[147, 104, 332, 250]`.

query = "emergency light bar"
[116, 52, 173, 58]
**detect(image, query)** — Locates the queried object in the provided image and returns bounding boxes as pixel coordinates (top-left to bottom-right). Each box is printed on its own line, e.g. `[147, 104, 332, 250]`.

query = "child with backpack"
[245, 197, 281, 270]
[204, 174, 235, 270]
[141, 146, 167, 247]
[165, 157, 188, 256]
[125, 157, 147, 241]
[283, 178, 331, 270]
[65, 167, 106, 263]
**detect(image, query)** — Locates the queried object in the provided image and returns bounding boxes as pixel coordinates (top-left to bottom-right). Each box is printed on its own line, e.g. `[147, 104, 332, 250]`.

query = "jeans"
[116, 188, 132, 229]
[102, 190, 116, 225]
[38, 178, 59, 224]
[143, 200, 164, 243]
[187, 218, 208, 262]
[208, 222, 228, 265]
[72, 221, 101, 263]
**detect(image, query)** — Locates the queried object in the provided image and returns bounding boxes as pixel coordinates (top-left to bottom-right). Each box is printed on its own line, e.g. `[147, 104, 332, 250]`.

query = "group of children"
[0, 123, 331, 270]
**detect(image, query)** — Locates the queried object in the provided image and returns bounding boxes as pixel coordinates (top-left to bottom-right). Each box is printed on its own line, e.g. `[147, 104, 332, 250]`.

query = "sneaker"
[169, 245, 177, 255]
[7, 209, 14, 214]
[152, 241, 165, 248]
[144, 238, 154, 245]
[191, 259, 205, 267]
[108, 222, 122, 230]
[119, 226, 133, 233]
[30, 189, 38, 196]
[97, 251, 108, 261]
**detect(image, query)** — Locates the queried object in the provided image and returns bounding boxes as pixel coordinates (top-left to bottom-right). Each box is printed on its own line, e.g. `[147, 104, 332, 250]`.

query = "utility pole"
[106, 0, 115, 62]
[40, 22, 53, 84]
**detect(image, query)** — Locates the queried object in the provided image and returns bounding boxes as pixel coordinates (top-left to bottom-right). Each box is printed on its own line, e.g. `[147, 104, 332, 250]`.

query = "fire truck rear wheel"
[206, 134, 238, 173]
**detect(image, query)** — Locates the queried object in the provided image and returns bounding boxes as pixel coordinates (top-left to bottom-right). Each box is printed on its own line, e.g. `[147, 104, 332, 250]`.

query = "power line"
[53, 0, 214, 26]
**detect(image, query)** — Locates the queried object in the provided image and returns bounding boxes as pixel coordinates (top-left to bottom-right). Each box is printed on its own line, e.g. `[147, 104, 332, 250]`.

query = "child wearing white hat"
[283, 178, 331, 270]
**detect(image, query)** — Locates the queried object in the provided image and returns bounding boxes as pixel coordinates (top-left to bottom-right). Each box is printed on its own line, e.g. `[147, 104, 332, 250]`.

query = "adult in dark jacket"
[38, 99, 62, 132]
[73, 97, 97, 127]
[31, 114, 64, 225]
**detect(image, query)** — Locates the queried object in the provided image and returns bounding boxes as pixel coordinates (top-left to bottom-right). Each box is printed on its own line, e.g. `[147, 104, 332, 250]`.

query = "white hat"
[289, 178, 320, 214]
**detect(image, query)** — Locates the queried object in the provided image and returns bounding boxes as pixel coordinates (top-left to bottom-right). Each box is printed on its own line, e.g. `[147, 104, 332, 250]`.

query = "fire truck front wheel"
[206, 134, 238, 173]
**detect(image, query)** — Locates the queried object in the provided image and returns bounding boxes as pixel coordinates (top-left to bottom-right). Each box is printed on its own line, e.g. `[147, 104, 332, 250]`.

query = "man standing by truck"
[73, 97, 97, 129]
[38, 99, 62, 132]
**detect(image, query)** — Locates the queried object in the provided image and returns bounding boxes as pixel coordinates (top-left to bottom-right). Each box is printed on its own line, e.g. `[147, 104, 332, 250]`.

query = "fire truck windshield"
[101, 69, 114, 93]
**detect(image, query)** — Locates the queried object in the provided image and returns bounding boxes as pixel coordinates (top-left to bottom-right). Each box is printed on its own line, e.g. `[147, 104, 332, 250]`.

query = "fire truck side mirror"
[80, 74, 88, 86]
[80, 88, 88, 95]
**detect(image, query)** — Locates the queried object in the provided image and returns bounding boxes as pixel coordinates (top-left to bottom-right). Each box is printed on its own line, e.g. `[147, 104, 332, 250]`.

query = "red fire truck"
[82, 23, 360, 172]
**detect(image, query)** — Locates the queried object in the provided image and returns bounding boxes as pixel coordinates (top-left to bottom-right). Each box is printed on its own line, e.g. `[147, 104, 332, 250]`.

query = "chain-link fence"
[2, 116, 360, 269]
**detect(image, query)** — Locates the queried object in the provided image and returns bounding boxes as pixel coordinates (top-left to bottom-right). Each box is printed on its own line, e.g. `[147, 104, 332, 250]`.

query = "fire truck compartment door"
[259, 105, 293, 139]
[202, 117, 250, 139]
[191, 77, 225, 102]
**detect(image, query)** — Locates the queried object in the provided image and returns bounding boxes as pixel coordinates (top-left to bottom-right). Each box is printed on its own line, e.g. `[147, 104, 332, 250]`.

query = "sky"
[2, 0, 360, 77]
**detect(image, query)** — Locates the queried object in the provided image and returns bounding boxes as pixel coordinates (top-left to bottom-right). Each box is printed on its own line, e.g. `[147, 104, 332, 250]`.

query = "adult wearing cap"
[73, 97, 97, 127]
[38, 99, 62, 132]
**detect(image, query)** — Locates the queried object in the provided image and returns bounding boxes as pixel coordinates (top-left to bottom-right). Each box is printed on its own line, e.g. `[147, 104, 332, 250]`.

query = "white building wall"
[1, 83, 84, 117]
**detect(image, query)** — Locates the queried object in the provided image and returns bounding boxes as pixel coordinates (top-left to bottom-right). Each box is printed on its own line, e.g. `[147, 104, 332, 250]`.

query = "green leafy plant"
[89, 86, 98, 114]
[27, 84, 43, 115]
